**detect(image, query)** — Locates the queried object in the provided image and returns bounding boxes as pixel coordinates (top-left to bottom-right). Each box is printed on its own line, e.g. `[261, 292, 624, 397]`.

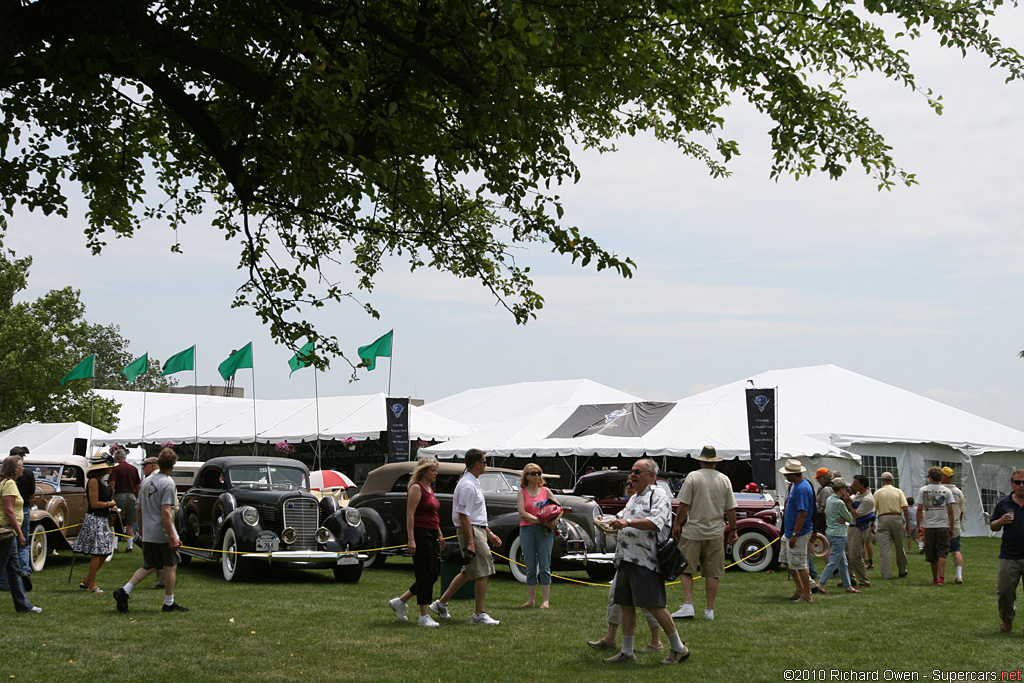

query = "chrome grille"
[281, 498, 319, 551]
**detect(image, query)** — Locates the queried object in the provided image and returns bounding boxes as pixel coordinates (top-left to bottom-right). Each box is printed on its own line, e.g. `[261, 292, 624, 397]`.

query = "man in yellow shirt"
[873, 472, 909, 579]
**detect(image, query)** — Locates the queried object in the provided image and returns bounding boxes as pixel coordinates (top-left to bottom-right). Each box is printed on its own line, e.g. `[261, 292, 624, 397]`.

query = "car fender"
[735, 516, 779, 539]
[356, 506, 387, 550]
[323, 509, 366, 550]
[217, 506, 261, 550]
[211, 492, 238, 536]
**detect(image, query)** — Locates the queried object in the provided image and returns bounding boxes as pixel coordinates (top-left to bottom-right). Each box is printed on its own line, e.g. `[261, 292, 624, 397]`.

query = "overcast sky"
[8, 11, 1024, 432]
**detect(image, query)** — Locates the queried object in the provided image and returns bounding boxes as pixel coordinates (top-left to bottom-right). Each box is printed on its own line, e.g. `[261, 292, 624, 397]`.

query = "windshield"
[227, 465, 309, 491]
[25, 464, 62, 484]
[478, 472, 520, 493]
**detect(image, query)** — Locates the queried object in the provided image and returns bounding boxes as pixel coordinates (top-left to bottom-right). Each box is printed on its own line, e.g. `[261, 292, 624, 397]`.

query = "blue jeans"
[0, 537, 32, 612]
[817, 534, 851, 588]
[18, 516, 31, 576]
[519, 524, 553, 586]
[0, 521, 25, 590]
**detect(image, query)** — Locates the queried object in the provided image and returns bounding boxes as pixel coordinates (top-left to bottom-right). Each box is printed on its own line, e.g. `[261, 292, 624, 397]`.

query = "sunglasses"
[1013, 480, 1024, 486]
[630, 469, 644, 475]
[527, 471, 542, 476]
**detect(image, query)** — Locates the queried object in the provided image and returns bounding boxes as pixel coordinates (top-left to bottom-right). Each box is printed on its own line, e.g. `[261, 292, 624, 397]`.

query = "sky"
[7, 10, 1024, 433]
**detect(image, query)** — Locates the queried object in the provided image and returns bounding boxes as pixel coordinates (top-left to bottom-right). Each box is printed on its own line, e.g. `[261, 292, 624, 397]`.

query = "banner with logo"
[745, 388, 776, 489]
[546, 402, 675, 439]
[386, 397, 410, 462]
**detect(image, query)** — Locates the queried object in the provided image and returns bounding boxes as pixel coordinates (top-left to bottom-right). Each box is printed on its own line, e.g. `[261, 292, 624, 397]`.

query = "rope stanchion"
[492, 534, 781, 588]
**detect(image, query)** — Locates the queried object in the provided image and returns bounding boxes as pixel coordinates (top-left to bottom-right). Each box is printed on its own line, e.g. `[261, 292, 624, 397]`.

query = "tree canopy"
[0, 232, 175, 431]
[2, 0, 1021, 366]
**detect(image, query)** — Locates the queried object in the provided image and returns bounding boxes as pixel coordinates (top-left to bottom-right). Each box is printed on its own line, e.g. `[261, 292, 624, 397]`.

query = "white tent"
[96, 389, 247, 442]
[96, 393, 471, 446]
[0, 421, 119, 457]
[421, 400, 852, 491]
[681, 364, 1024, 536]
[422, 379, 643, 431]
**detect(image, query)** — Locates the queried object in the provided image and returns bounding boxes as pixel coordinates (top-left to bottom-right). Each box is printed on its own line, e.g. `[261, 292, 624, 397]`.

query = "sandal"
[79, 582, 89, 590]
[88, 586, 104, 593]
[815, 586, 829, 595]
[845, 588, 861, 594]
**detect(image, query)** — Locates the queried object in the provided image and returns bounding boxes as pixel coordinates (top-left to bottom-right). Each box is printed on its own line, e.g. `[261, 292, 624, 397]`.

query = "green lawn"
[4, 537, 1022, 682]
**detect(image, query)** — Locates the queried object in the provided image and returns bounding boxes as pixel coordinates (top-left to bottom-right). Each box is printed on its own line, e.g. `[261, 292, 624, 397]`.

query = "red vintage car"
[572, 470, 781, 572]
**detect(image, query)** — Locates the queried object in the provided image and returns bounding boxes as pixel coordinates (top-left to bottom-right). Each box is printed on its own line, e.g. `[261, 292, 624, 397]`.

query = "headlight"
[344, 507, 362, 526]
[240, 506, 259, 526]
[592, 505, 602, 521]
[315, 527, 331, 544]
[556, 517, 570, 535]
[281, 527, 297, 545]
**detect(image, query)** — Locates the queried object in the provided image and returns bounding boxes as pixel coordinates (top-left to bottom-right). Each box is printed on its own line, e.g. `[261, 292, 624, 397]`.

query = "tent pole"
[313, 367, 322, 471]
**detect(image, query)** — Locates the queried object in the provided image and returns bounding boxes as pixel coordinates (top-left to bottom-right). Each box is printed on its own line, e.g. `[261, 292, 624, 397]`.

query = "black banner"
[745, 388, 776, 489]
[386, 397, 410, 463]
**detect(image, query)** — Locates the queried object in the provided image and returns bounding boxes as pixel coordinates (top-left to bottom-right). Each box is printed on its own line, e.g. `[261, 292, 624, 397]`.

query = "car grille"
[282, 498, 319, 551]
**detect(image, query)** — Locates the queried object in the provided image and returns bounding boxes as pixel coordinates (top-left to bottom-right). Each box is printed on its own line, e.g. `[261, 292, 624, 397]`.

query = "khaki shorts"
[779, 533, 810, 570]
[679, 537, 726, 579]
[457, 525, 495, 580]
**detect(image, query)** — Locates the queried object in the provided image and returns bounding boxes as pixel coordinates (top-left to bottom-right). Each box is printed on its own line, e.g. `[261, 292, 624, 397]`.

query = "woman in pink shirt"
[517, 463, 560, 608]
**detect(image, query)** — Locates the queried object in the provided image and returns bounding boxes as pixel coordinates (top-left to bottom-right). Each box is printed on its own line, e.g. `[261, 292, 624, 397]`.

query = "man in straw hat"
[670, 445, 737, 621]
[779, 459, 815, 602]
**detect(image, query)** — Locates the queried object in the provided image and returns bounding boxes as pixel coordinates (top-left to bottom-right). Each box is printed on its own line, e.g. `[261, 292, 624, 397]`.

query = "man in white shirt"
[941, 467, 966, 584]
[430, 449, 503, 625]
[917, 466, 956, 586]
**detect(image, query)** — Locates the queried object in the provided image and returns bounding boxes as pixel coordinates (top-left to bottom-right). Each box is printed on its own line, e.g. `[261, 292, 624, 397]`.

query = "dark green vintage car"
[174, 456, 367, 583]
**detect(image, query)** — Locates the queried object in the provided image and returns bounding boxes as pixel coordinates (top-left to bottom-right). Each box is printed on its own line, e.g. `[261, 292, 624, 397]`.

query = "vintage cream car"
[21, 454, 123, 572]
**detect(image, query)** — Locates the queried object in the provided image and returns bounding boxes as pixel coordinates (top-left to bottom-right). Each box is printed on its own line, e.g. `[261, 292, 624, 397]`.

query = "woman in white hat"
[72, 453, 119, 592]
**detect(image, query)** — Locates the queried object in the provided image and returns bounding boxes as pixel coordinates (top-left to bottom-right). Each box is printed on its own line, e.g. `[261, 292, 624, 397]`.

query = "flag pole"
[251, 356, 258, 457]
[313, 366, 322, 471]
[387, 338, 393, 396]
[193, 347, 199, 460]
[89, 374, 95, 456]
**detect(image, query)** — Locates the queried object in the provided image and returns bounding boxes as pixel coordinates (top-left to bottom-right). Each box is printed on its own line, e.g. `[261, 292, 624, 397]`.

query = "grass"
[3, 538, 1022, 683]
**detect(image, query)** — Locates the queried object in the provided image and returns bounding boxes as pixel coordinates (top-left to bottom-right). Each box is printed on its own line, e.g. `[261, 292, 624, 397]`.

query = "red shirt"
[412, 482, 440, 529]
[520, 486, 550, 527]
[109, 461, 141, 495]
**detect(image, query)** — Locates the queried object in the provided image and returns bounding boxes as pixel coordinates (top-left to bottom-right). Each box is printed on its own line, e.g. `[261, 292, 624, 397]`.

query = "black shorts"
[142, 542, 180, 570]
[612, 561, 666, 609]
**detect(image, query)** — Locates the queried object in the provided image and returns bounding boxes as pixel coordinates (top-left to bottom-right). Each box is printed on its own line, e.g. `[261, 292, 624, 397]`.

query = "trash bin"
[439, 560, 475, 600]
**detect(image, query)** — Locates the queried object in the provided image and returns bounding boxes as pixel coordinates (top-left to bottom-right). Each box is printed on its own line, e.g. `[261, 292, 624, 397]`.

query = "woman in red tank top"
[388, 457, 443, 626]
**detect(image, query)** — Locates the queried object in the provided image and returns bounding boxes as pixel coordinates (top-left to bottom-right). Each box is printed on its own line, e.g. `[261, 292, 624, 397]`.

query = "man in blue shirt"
[991, 469, 1024, 633]
[780, 459, 815, 602]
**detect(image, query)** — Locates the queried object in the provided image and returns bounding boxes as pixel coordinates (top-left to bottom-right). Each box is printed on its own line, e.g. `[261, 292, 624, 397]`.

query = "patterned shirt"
[614, 484, 672, 572]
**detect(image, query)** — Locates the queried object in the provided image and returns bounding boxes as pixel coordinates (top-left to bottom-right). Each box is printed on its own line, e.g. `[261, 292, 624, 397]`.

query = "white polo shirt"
[452, 470, 488, 527]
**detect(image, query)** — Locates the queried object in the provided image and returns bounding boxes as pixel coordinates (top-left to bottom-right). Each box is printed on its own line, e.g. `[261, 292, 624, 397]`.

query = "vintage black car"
[349, 461, 615, 582]
[174, 456, 366, 583]
[572, 469, 782, 572]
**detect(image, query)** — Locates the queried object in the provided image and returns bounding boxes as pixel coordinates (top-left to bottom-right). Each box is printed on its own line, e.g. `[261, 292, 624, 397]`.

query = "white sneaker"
[429, 600, 450, 619]
[671, 604, 695, 619]
[28, 606, 42, 613]
[388, 597, 408, 623]
[418, 614, 440, 628]
[470, 612, 500, 625]
[704, 609, 715, 621]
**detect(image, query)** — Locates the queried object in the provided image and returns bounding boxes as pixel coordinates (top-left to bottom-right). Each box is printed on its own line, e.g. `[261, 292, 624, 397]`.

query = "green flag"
[60, 354, 95, 385]
[358, 330, 392, 371]
[288, 342, 315, 376]
[121, 354, 148, 385]
[219, 342, 253, 380]
[161, 346, 195, 376]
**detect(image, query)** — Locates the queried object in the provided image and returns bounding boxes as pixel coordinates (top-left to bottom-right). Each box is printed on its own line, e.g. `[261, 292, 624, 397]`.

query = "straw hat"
[778, 459, 806, 475]
[86, 452, 114, 474]
[695, 445, 722, 463]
